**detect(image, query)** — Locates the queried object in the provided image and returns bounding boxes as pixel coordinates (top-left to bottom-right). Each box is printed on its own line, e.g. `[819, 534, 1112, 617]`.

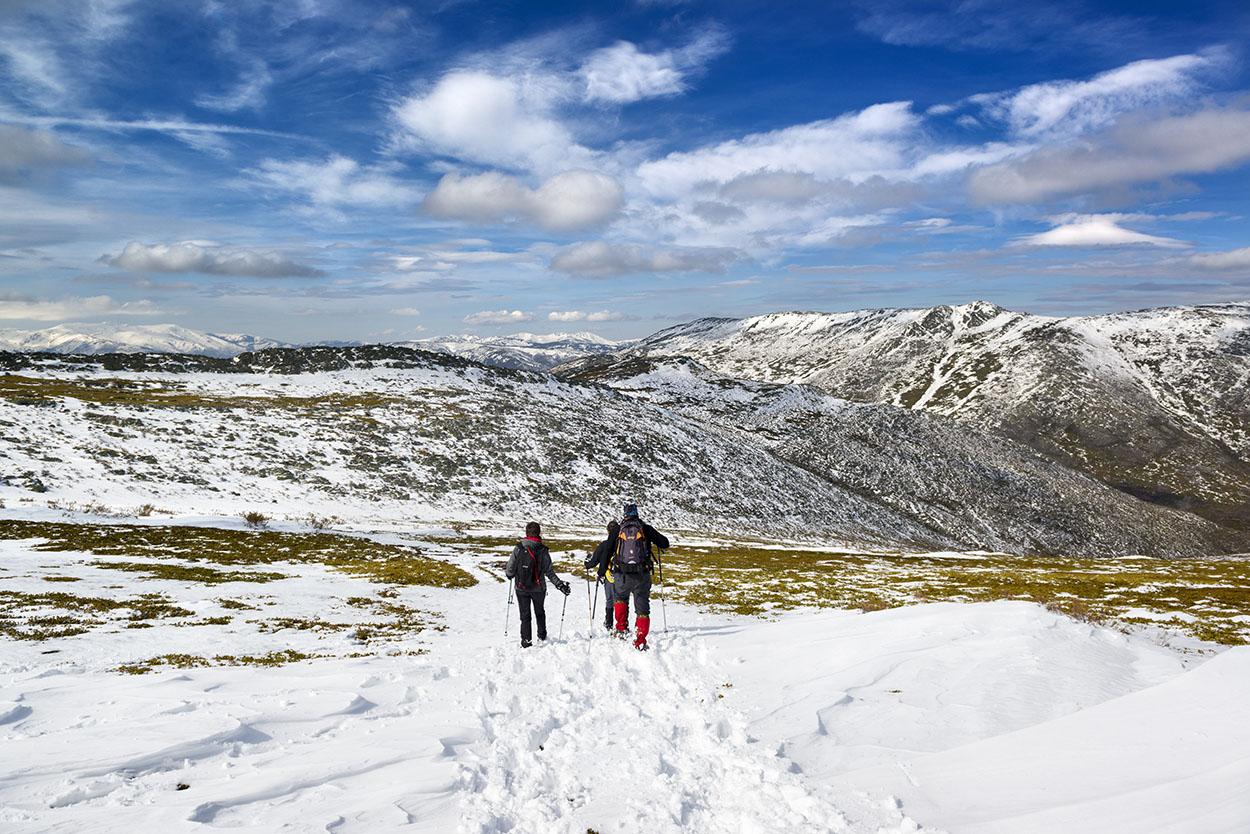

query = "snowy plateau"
[1, 300, 1249, 833]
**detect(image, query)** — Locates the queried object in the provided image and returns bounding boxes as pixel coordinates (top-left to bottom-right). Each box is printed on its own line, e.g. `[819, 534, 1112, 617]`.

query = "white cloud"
[0, 294, 163, 321]
[581, 42, 684, 103]
[1188, 247, 1250, 271]
[196, 60, 272, 112]
[464, 309, 533, 325]
[250, 155, 421, 208]
[1016, 214, 1188, 248]
[637, 102, 919, 198]
[393, 70, 589, 173]
[102, 241, 324, 277]
[423, 169, 623, 232]
[547, 310, 624, 322]
[391, 307, 422, 316]
[977, 51, 1221, 138]
[550, 241, 742, 277]
[970, 106, 1250, 203]
[579, 30, 728, 105]
[0, 124, 89, 183]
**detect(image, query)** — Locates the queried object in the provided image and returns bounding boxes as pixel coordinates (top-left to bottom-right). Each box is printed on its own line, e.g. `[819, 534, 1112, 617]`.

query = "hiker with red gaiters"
[611, 503, 669, 650]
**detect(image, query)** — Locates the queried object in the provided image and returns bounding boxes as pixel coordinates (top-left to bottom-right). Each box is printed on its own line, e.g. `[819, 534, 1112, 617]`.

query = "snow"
[3, 548, 1247, 834]
[831, 647, 1250, 833]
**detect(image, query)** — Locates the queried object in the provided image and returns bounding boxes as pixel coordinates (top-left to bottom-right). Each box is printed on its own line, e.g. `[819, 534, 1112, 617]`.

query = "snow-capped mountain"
[622, 301, 1250, 534]
[0, 323, 292, 357]
[408, 331, 623, 371]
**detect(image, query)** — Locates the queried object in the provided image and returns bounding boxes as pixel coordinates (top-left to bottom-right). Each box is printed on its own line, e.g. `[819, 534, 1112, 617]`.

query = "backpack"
[514, 542, 543, 590]
[614, 518, 648, 574]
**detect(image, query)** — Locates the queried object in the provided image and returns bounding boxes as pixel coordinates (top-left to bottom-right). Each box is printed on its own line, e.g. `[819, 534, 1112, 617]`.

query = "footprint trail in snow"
[458, 629, 929, 834]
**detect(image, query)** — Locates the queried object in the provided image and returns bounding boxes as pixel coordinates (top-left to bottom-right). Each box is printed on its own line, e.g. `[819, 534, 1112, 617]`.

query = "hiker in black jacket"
[583, 520, 620, 630]
[505, 521, 570, 648]
[612, 503, 670, 650]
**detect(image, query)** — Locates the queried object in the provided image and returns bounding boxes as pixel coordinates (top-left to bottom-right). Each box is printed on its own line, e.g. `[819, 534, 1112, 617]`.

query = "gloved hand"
[555, 579, 571, 596]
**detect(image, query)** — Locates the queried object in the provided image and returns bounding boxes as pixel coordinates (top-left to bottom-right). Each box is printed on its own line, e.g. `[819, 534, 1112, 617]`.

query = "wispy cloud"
[0, 114, 306, 141]
[249, 155, 421, 209]
[550, 241, 743, 277]
[973, 50, 1226, 138]
[195, 60, 272, 113]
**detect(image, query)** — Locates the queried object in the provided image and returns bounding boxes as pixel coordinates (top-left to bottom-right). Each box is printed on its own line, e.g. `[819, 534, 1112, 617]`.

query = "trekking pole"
[585, 574, 592, 616]
[657, 551, 669, 633]
[504, 579, 514, 638]
[559, 591, 568, 639]
[591, 577, 600, 634]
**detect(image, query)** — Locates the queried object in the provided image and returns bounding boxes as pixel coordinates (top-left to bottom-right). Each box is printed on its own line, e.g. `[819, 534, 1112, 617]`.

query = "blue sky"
[2, 0, 1250, 342]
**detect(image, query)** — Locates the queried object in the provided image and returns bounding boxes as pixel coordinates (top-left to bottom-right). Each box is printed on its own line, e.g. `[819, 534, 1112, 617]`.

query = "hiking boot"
[521, 639, 532, 648]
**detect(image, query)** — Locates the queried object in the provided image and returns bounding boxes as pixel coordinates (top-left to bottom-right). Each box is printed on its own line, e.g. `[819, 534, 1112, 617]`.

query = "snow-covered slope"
[0, 346, 940, 550]
[628, 301, 1250, 533]
[557, 354, 1241, 556]
[0, 323, 291, 357]
[408, 331, 623, 371]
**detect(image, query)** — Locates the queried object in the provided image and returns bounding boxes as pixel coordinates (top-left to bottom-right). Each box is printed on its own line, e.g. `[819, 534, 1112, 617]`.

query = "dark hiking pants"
[613, 572, 651, 618]
[517, 589, 547, 643]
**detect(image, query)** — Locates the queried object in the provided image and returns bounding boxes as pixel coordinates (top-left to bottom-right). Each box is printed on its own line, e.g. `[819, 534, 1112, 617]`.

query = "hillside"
[629, 302, 1250, 534]
[557, 354, 1241, 556]
[0, 346, 938, 550]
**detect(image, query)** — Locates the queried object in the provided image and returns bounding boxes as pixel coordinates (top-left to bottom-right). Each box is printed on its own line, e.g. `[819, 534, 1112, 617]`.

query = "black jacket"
[505, 538, 562, 593]
[589, 519, 670, 577]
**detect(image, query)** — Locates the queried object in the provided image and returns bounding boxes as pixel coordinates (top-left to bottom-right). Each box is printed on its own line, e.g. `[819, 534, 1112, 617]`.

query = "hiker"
[584, 520, 620, 630]
[612, 503, 670, 650]
[505, 521, 570, 648]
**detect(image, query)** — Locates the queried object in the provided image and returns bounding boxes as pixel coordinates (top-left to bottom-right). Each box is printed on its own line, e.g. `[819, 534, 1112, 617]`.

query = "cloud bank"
[103, 242, 324, 278]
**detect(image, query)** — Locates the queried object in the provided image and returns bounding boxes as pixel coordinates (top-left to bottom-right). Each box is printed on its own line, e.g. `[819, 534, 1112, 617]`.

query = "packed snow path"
[457, 631, 923, 833]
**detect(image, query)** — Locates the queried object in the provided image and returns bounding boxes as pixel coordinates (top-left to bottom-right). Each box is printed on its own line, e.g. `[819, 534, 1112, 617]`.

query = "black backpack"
[614, 518, 648, 574]
[514, 543, 543, 590]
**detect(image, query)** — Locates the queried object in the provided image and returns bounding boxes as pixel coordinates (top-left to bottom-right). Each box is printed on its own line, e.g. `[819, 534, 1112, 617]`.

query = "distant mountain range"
[0, 323, 621, 370]
[0, 323, 292, 358]
[406, 331, 621, 371]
